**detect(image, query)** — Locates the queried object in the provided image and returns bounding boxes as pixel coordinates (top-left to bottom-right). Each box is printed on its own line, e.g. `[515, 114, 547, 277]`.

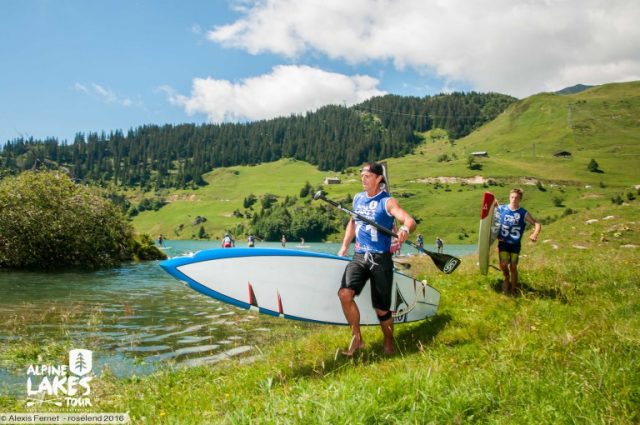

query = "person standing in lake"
[222, 233, 234, 248]
[280, 234, 287, 247]
[337, 162, 417, 356]
[435, 236, 443, 253]
[496, 188, 541, 295]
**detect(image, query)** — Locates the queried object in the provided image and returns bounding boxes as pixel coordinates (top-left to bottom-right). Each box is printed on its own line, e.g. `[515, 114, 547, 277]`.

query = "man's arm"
[338, 218, 355, 256]
[386, 198, 416, 244]
[525, 213, 541, 241]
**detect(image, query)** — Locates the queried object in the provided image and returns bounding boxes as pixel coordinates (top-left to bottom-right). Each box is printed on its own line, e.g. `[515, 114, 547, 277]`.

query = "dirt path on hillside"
[414, 176, 539, 185]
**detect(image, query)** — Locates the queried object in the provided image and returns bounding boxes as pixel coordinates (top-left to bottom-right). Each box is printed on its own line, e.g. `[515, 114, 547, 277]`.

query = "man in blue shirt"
[337, 162, 416, 356]
[496, 188, 542, 295]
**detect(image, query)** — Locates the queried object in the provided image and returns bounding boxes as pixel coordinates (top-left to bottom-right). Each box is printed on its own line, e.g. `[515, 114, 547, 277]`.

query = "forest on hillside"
[0, 92, 515, 190]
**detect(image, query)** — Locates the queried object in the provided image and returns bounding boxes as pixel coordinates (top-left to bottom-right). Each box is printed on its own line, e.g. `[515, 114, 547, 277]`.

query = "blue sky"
[1, 0, 639, 144]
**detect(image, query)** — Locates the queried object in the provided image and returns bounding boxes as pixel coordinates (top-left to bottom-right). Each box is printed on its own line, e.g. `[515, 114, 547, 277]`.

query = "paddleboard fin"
[248, 282, 259, 307]
[277, 291, 284, 316]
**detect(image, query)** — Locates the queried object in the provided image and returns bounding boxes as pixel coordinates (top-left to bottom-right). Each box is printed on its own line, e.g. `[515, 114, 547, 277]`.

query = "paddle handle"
[319, 194, 398, 238]
[314, 191, 461, 274]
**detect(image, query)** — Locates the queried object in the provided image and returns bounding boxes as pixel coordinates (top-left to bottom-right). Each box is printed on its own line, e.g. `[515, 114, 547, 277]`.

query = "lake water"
[0, 240, 475, 395]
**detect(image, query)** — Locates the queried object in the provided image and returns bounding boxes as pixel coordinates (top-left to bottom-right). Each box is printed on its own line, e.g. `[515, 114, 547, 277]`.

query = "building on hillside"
[471, 151, 489, 157]
[554, 150, 572, 158]
[324, 177, 341, 185]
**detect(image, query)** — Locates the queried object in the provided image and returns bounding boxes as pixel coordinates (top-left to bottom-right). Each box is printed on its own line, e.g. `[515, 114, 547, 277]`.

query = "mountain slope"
[449, 81, 640, 185]
[133, 81, 640, 243]
[555, 83, 594, 95]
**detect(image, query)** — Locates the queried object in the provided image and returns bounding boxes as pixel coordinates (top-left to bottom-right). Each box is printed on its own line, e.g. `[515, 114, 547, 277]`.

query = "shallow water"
[0, 240, 474, 395]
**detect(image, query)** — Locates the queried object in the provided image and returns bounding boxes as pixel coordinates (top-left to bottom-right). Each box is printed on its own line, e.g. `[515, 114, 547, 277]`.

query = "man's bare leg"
[509, 263, 519, 295]
[338, 288, 364, 356]
[378, 313, 394, 354]
[500, 261, 510, 293]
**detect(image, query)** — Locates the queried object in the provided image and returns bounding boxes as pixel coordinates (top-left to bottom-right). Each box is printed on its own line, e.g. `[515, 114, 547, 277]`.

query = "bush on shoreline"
[0, 170, 165, 270]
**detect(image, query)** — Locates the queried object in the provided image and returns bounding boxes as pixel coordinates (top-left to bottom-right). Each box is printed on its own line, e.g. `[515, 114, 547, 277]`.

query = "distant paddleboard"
[478, 192, 499, 275]
[160, 248, 439, 325]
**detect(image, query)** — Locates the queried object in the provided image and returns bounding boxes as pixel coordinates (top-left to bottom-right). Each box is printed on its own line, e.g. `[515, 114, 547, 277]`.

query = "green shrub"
[0, 170, 160, 269]
[611, 195, 624, 205]
[131, 234, 167, 261]
[588, 158, 601, 173]
[243, 193, 257, 209]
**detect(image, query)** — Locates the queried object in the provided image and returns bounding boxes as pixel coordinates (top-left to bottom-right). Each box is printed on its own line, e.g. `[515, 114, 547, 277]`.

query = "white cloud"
[74, 82, 140, 107]
[165, 65, 385, 122]
[208, 0, 640, 97]
[74, 82, 89, 94]
[92, 84, 118, 103]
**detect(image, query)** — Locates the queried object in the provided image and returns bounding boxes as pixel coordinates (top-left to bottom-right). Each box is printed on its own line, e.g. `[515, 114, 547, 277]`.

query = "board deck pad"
[160, 248, 439, 325]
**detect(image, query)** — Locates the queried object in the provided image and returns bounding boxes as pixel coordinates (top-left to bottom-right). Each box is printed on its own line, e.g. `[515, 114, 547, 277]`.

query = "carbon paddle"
[313, 191, 461, 274]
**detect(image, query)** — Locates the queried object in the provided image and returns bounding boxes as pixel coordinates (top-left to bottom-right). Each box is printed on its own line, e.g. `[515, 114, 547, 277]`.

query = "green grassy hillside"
[130, 159, 328, 240]
[132, 81, 640, 244]
[450, 80, 640, 184]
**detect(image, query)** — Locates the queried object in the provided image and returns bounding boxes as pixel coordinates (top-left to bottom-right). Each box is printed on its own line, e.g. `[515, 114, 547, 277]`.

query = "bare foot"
[501, 279, 509, 293]
[341, 335, 364, 356]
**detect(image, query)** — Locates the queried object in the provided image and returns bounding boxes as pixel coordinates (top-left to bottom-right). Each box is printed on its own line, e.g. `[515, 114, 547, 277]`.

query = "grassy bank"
[0, 203, 625, 423]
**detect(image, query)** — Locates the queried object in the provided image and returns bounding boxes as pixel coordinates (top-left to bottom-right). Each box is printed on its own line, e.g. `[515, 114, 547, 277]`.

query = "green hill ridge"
[132, 81, 640, 243]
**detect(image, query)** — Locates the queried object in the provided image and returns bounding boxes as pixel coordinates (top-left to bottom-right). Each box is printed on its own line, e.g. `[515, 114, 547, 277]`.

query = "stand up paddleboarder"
[337, 162, 417, 356]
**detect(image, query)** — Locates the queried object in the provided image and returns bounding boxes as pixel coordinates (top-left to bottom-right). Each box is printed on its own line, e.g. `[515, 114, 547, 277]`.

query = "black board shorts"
[498, 240, 521, 254]
[341, 252, 394, 311]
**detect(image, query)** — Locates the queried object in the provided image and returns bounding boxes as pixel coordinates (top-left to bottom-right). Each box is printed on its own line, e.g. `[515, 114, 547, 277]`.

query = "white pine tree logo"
[69, 349, 92, 376]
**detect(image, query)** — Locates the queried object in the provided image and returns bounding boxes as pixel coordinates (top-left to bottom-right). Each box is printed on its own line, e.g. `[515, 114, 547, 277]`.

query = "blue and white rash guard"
[497, 204, 528, 248]
[352, 191, 395, 254]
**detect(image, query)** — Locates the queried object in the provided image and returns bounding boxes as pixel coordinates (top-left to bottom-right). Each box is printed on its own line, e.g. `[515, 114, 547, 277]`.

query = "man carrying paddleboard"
[337, 162, 417, 356]
[496, 188, 541, 295]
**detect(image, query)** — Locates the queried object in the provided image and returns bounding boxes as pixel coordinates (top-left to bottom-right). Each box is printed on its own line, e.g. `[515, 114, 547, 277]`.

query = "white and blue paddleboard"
[160, 248, 439, 325]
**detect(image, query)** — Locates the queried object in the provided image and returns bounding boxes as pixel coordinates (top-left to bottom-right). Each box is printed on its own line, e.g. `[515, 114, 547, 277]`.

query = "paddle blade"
[427, 251, 461, 274]
[313, 190, 326, 201]
[407, 241, 461, 274]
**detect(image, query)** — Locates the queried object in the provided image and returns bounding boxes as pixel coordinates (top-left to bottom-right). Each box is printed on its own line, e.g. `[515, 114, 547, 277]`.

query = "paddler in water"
[221, 233, 234, 248]
[337, 162, 417, 356]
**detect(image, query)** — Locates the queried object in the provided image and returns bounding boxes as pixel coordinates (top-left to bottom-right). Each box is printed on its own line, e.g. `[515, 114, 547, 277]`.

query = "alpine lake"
[0, 241, 475, 395]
